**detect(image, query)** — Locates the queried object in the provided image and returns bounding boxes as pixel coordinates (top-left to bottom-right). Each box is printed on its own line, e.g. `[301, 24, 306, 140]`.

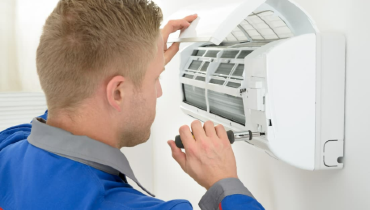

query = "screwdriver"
[175, 130, 265, 149]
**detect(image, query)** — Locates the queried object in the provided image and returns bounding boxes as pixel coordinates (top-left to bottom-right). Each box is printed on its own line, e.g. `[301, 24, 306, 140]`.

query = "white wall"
[151, 0, 370, 209]
[0, 0, 20, 92]
[14, 0, 59, 92]
[0, 0, 58, 93]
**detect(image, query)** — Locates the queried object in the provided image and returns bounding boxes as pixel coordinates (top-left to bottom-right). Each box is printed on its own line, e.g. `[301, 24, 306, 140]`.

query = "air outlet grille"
[221, 51, 239, 58]
[188, 60, 202, 70]
[195, 76, 206, 81]
[183, 84, 207, 111]
[183, 74, 194, 79]
[226, 82, 241, 88]
[215, 63, 235, 76]
[208, 90, 245, 125]
[204, 50, 220, 57]
[192, 50, 206, 56]
[210, 79, 225, 85]
[201, 62, 210, 72]
[232, 64, 244, 77]
[237, 50, 253, 59]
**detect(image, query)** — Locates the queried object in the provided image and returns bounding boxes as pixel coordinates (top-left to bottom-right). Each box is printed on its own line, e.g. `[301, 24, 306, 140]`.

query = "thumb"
[168, 140, 186, 170]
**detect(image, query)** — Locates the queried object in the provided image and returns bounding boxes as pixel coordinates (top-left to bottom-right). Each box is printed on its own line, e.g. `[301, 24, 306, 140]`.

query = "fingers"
[203, 121, 217, 138]
[183, 14, 198, 23]
[179, 125, 195, 149]
[161, 19, 189, 42]
[164, 42, 180, 65]
[161, 14, 198, 43]
[168, 140, 186, 170]
[191, 120, 207, 142]
[215, 124, 228, 143]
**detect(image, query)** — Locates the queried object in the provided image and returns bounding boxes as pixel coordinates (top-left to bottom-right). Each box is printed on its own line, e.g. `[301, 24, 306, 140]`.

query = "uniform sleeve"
[198, 178, 264, 210]
[170, 202, 194, 210]
[0, 110, 48, 151]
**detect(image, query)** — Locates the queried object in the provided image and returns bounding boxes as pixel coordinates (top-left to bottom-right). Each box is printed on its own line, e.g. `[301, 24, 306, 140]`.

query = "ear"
[106, 75, 125, 112]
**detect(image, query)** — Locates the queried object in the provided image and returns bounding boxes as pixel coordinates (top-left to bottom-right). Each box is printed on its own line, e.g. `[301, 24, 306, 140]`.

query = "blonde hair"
[36, 0, 163, 111]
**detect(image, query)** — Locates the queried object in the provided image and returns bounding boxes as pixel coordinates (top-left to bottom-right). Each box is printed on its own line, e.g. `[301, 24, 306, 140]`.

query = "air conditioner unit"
[166, 0, 345, 170]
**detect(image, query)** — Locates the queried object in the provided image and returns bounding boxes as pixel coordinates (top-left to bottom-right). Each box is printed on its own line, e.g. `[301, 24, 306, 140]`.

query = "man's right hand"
[168, 120, 238, 190]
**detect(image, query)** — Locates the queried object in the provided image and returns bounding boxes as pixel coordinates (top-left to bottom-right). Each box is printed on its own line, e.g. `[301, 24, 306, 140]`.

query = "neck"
[46, 103, 120, 148]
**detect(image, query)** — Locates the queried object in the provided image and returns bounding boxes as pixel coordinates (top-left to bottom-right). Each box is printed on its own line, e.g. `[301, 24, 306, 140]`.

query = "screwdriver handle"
[175, 130, 235, 149]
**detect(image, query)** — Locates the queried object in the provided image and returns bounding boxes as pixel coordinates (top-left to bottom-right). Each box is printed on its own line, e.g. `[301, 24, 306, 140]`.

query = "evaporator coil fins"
[183, 84, 207, 111]
[208, 90, 245, 125]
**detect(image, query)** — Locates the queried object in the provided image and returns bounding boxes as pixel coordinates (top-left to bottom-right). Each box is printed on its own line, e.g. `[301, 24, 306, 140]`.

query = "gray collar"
[27, 118, 154, 197]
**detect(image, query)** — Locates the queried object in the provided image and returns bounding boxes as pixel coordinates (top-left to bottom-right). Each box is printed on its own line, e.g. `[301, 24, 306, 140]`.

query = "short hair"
[36, 0, 163, 111]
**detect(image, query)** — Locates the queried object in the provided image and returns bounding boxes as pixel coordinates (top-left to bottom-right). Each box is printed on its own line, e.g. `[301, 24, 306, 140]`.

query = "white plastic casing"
[169, 0, 345, 170]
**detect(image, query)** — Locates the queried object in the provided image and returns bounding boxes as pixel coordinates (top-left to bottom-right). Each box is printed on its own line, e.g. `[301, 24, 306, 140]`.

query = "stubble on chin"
[118, 125, 152, 148]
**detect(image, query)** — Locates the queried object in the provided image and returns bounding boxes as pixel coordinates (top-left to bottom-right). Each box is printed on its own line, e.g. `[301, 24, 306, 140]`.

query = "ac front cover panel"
[166, 0, 266, 45]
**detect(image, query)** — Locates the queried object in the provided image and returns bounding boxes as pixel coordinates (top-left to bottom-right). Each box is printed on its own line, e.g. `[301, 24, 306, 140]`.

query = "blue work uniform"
[0, 111, 265, 210]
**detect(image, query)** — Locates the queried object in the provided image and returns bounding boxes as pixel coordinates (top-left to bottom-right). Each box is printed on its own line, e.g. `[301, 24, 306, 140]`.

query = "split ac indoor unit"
[166, 0, 345, 170]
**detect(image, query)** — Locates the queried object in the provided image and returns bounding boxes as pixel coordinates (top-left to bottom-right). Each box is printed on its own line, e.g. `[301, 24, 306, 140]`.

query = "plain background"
[0, 0, 369, 209]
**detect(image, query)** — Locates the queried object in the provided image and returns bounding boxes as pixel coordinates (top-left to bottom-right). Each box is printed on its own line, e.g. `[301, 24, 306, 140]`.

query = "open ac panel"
[166, 0, 345, 170]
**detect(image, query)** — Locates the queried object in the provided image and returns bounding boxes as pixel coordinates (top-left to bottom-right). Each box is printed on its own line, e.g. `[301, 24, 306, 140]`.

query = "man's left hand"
[161, 14, 198, 65]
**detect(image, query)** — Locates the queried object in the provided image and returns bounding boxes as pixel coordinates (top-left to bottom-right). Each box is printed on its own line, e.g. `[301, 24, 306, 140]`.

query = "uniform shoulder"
[0, 123, 32, 151]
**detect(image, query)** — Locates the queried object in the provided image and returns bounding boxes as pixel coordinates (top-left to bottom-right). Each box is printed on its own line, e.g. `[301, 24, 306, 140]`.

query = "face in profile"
[118, 35, 164, 148]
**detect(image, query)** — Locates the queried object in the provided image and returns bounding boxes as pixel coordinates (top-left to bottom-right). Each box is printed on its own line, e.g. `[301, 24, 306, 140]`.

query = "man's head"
[37, 0, 164, 147]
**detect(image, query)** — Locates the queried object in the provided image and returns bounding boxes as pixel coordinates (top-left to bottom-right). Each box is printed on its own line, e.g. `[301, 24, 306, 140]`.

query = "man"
[0, 0, 264, 209]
